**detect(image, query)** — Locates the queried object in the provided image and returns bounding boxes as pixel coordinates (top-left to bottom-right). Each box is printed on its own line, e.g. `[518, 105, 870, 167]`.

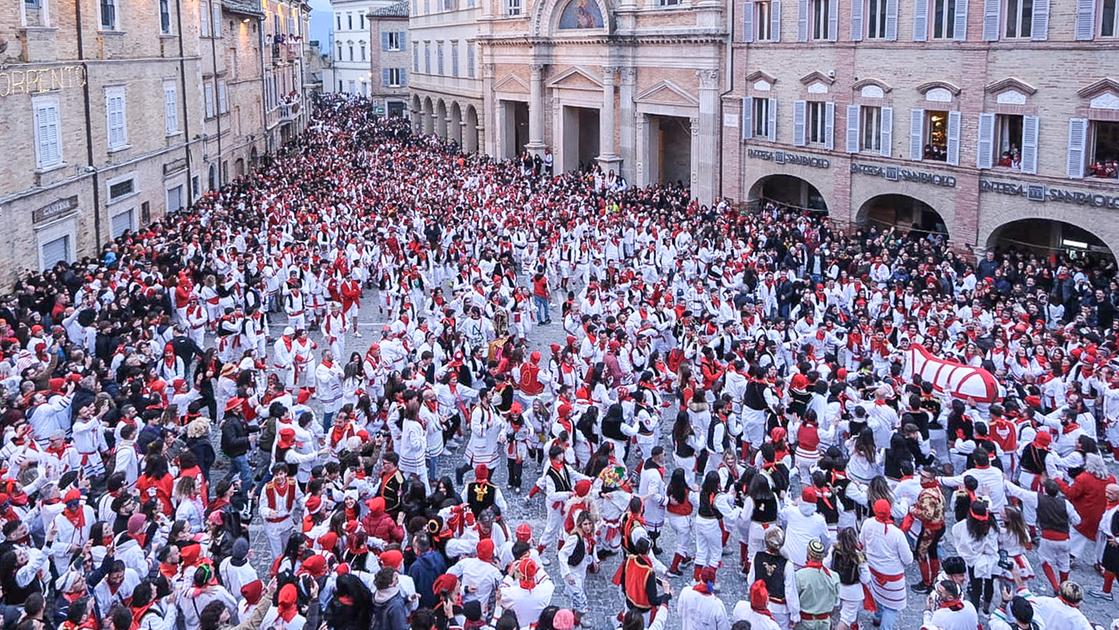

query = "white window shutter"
[382, 32, 389, 50]
[976, 112, 995, 169]
[825, 101, 835, 150]
[200, 3, 210, 37]
[1075, 0, 1096, 40]
[954, 0, 969, 40]
[846, 104, 860, 152]
[1067, 118, 1087, 179]
[743, 97, 754, 140]
[744, 0, 755, 42]
[767, 98, 778, 140]
[1031, 0, 1050, 41]
[1021, 115, 1039, 175]
[794, 100, 807, 146]
[212, 3, 222, 37]
[828, 0, 839, 40]
[797, 0, 808, 41]
[879, 106, 893, 157]
[947, 110, 961, 166]
[885, 0, 898, 40]
[913, 0, 928, 40]
[909, 108, 924, 160]
[850, 0, 863, 41]
[772, 0, 782, 41]
[982, 0, 1000, 41]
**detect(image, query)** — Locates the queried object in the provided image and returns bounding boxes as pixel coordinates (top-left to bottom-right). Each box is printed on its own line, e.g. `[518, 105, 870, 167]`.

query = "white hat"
[283, 326, 295, 337]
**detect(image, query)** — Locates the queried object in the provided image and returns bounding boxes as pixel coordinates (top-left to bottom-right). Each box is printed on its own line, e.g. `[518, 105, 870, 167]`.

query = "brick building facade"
[370, 0, 410, 117]
[0, 0, 309, 283]
[721, 0, 1119, 256]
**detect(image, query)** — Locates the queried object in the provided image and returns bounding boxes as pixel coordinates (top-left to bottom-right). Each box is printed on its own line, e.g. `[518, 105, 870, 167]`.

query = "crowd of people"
[0, 92, 1116, 630]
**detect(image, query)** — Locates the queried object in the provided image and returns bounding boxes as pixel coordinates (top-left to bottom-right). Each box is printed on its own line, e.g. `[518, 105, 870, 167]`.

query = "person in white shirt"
[859, 499, 913, 630]
[731, 580, 781, 630]
[447, 538, 503, 614]
[677, 566, 730, 630]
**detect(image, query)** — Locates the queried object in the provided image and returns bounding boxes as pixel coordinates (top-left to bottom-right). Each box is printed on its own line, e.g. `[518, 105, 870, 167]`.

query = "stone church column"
[619, 67, 636, 183]
[597, 66, 621, 174]
[527, 63, 547, 156]
[695, 68, 721, 204]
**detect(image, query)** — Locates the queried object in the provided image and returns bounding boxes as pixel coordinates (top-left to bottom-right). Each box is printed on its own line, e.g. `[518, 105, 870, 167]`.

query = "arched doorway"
[234, 158, 245, 178]
[464, 105, 479, 153]
[986, 219, 1115, 261]
[249, 147, 259, 170]
[411, 94, 423, 132]
[749, 175, 828, 213]
[208, 163, 217, 191]
[449, 102, 463, 145]
[422, 97, 434, 135]
[435, 100, 448, 138]
[858, 194, 948, 238]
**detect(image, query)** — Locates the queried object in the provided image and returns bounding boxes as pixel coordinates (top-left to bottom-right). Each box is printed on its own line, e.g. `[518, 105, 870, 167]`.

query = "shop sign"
[0, 65, 86, 97]
[747, 148, 830, 169]
[850, 162, 957, 188]
[979, 178, 1119, 210]
[33, 195, 79, 224]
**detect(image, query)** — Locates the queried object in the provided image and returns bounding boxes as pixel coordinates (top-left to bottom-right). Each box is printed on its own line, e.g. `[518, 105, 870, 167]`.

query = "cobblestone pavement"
[211, 286, 1119, 630]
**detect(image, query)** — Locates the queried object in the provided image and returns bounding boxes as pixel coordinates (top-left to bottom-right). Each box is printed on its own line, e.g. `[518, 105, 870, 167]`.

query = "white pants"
[264, 521, 293, 558]
[541, 506, 565, 549]
[1038, 537, 1071, 572]
[668, 513, 694, 558]
[694, 515, 723, 568]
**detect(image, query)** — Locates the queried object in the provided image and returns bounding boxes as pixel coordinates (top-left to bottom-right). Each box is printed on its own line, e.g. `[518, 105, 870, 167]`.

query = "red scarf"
[64, 506, 86, 529]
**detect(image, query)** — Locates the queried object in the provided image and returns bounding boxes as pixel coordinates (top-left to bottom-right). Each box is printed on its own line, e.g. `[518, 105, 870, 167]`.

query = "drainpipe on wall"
[174, 0, 195, 207]
[718, 0, 735, 202]
[74, 0, 102, 248]
[208, 0, 225, 184]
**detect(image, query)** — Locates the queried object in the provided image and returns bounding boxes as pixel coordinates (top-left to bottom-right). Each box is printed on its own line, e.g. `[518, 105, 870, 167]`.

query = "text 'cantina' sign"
[0, 65, 87, 97]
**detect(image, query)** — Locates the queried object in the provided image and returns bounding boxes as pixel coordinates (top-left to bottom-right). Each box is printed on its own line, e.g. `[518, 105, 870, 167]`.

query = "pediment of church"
[494, 74, 530, 94]
[634, 80, 698, 107]
[546, 67, 604, 91]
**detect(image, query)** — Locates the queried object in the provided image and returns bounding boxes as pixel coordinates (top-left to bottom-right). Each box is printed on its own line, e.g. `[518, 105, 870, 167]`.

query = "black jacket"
[221, 417, 252, 457]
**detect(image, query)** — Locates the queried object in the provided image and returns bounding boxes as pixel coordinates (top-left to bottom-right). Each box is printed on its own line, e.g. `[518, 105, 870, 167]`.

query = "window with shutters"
[452, 42, 460, 77]
[23, 0, 48, 28]
[811, 0, 829, 39]
[360, 13, 365, 29]
[468, 44, 476, 78]
[1089, 121, 1119, 179]
[443, 0, 455, 9]
[756, 1, 773, 39]
[932, 0, 957, 38]
[753, 98, 772, 138]
[105, 86, 127, 150]
[160, 0, 172, 33]
[425, 42, 432, 74]
[348, 44, 354, 61]
[1004, 0, 1032, 37]
[360, 42, 366, 61]
[994, 114, 1023, 170]
[413, 46, 420, 72]
[347, 13, 352, 29]
[33, 95, 62, 170]
[40, 235, 70, 271]
[437, 42, 445, 75]
[507, 0, 522, 15]
[336, 13, 341, 29]
[99, 0, 116, 30]
[659, 0, 682, 5]
[348, 79, 356, 93]
[924, 110, 948, 160]
[861, 106, 882, 152]
[388, 32, 404, 50]
[201, 2, 210, 37]
[204, 82, 215, 118]
[164, 82, 179, 135]
[212, 3, 221, 37]
[807, 101, 827, 145]
[167, 185, 184, 213]
[386, 68, 404, 87]
[1104, 0, 1118, 36]
[111, 209, 134, 238]
[337, 43, 343, 60]
[218, 80, 228, 114]
[866, 0, 887, 37]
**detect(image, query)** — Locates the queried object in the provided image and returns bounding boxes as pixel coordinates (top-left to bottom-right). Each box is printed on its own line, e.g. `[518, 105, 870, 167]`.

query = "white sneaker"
[1088, 589, 1113, 601]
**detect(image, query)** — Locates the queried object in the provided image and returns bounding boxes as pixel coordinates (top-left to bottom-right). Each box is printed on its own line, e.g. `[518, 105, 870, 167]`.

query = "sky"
[308, 0, 333, 47]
